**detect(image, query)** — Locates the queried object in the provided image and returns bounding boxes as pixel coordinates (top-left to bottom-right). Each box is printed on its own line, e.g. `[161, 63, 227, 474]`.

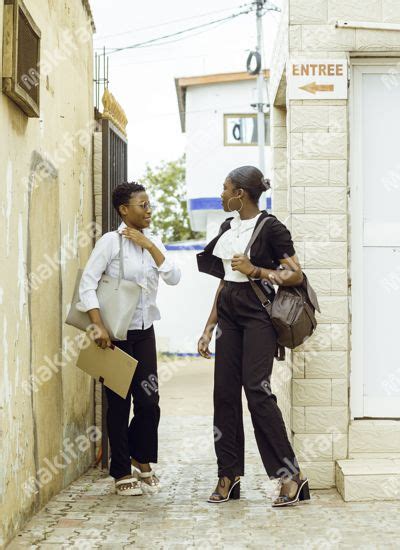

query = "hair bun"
[261, 177, 271, 191]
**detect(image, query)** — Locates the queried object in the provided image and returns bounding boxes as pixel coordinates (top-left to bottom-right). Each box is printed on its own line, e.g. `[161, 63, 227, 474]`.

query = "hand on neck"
[123, 218, 143, 231]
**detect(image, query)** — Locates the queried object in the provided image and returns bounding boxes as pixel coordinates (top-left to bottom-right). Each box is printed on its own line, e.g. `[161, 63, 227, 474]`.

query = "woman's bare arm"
[198, 280, 224, 359]
[231, 254, 303, 287]
[87, 309, 112, 349]
[255, 255, 304, 287]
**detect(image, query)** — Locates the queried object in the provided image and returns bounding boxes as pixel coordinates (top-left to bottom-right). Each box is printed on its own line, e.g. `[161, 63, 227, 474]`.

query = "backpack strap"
[115, 231, 125, 284]
[303, 273, 320, 313]
[243, 216, 269, 256]
[244, 217, 274, 314]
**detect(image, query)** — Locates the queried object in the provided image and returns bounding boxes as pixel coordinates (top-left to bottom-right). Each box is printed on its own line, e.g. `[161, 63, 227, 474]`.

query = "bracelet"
[250, 266, 261, 279]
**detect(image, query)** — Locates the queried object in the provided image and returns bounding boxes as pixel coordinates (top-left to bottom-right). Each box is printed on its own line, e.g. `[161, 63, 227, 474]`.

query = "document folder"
[76, 341, 138, 399]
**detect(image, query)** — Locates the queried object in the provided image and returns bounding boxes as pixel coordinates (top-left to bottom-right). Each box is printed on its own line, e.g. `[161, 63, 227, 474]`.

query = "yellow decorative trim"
[101, 89, 128, 136]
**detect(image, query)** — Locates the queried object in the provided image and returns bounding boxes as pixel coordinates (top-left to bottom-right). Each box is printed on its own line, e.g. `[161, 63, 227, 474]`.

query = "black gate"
[102, 118, 128, 232]
[100, 117, 128, 468]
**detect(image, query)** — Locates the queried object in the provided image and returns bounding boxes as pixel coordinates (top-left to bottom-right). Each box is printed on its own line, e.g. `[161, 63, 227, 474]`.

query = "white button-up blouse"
[78, 222, 181, 331]
[213, 211, 262, 282]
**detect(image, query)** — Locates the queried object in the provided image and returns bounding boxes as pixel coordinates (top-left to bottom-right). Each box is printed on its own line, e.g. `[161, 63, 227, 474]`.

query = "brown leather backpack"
[245, 217, 320, 359]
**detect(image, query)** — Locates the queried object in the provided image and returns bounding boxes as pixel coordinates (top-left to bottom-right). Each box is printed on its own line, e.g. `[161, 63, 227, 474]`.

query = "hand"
[93, 324, 112, 350]
[231, 254, 255, 276]
[198, 331, 212, 359]
[121, 228, 153, 250]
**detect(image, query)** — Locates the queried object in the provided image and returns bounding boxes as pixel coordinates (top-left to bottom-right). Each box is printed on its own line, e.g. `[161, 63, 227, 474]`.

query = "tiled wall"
[270, 0, 400, 488]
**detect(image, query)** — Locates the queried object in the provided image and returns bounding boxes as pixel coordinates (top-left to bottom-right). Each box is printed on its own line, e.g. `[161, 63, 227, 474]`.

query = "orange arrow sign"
[299, 82, 335, 94]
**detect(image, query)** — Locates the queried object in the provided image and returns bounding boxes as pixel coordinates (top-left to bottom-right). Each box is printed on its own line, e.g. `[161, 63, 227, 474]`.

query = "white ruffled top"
[213, 211, 262, 282]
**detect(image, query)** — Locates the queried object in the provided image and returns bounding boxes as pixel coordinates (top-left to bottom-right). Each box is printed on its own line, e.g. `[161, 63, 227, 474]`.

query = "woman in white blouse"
[197, 166, 309, 507]
[79, 182, 181, 496]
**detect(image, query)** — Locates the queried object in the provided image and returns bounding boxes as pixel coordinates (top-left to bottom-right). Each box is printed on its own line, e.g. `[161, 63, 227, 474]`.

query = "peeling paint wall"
[0, 1, 95, 546]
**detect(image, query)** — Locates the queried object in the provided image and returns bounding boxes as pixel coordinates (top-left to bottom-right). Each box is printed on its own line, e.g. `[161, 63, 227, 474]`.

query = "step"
[349, 420, 400, 456]
[336, 458, 400, 501]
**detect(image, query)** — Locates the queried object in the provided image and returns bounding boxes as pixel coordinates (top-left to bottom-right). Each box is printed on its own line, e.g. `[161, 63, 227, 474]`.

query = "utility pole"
[255, 0, 266, 175]
[251, 1, 280, 175]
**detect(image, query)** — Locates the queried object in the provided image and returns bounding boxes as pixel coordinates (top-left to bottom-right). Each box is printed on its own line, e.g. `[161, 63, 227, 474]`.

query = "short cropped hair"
[112, 182, 146, 217]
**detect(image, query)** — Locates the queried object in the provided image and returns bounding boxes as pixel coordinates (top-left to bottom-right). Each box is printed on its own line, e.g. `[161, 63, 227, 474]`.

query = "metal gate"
[100, 117, 128, 468]
[102, 118, 128, 231]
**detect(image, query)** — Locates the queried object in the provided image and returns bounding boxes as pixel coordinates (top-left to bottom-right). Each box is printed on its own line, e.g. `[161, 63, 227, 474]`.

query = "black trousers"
[105, 325, 160, 479]
[214, 281, 299, 480]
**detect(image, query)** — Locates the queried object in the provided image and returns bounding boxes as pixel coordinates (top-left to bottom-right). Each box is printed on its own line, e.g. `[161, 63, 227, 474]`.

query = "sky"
[91, 0, 283, 180]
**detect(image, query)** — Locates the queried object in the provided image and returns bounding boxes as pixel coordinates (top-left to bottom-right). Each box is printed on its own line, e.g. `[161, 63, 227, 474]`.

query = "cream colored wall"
[270, 105, 293, 441]
[270, 0, 400, 490]
[0, 1, 95, 546]
[93, 129, 103, 458]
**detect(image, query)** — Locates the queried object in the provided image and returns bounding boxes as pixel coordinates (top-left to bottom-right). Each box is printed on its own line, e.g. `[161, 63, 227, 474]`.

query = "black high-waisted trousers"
[106, 325, 160, 479]
[214, 281, 299, 479]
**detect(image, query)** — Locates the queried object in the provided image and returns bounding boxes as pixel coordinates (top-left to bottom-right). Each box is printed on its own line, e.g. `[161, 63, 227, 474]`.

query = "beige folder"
[77, 341, 138, 399]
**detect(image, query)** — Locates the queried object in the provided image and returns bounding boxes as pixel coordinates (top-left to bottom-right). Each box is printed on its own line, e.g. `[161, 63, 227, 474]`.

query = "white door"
[351, 61, 400, 418]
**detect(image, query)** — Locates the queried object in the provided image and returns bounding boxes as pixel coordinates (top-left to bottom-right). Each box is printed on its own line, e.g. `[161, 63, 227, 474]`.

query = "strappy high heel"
[272, 474, 310, 507]
[208, 477, 240, 503]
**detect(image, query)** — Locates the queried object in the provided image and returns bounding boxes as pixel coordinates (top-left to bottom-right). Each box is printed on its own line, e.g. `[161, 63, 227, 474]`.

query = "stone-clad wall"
[289, 0, 400, 55]
[288, 97, 349, 487]
[270, 0, 400, 488]
[270, 106, 293, 440]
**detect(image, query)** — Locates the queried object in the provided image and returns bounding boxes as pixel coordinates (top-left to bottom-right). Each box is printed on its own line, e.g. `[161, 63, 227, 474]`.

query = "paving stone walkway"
[8, 359, 400, 549]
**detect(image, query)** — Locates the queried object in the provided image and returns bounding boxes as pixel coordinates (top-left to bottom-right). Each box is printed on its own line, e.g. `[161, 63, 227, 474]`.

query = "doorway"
[351, 60, 400, 418]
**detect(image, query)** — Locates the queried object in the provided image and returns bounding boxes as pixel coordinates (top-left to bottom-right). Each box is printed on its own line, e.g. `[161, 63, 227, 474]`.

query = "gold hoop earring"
[227, 197, 244, 212]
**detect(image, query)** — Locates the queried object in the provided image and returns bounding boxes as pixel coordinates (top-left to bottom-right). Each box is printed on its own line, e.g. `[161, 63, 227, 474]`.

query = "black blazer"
[196, 210, 296, 280]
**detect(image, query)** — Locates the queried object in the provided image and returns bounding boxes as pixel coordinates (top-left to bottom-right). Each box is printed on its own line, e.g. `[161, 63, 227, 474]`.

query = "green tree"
[140, 156, 203, 243]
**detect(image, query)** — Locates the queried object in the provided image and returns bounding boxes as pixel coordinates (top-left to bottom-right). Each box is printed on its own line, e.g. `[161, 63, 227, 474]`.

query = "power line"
[94, 3, 253, 41]
[96, 8, 254, 53]
[123, 17, 246, 51]
[96, 6, 256, 55]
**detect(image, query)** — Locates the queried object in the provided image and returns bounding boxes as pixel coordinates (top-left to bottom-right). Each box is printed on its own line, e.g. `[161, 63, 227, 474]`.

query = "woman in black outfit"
[197, 166, 310, 507]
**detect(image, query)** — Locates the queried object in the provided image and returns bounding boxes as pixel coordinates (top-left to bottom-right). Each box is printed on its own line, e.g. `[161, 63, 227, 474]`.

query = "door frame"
[349, 58, 400, 418]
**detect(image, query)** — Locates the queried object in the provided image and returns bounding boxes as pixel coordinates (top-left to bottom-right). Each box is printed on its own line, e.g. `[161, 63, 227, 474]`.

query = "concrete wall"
[269, 0, 400, 489]
[0, 1, 95, 545]
[156, 247, 219, 355]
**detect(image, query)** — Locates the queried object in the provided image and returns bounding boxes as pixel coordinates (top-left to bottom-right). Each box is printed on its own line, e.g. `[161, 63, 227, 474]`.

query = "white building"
[267, 0, 400, 501]
[175, 71, 272, 240]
